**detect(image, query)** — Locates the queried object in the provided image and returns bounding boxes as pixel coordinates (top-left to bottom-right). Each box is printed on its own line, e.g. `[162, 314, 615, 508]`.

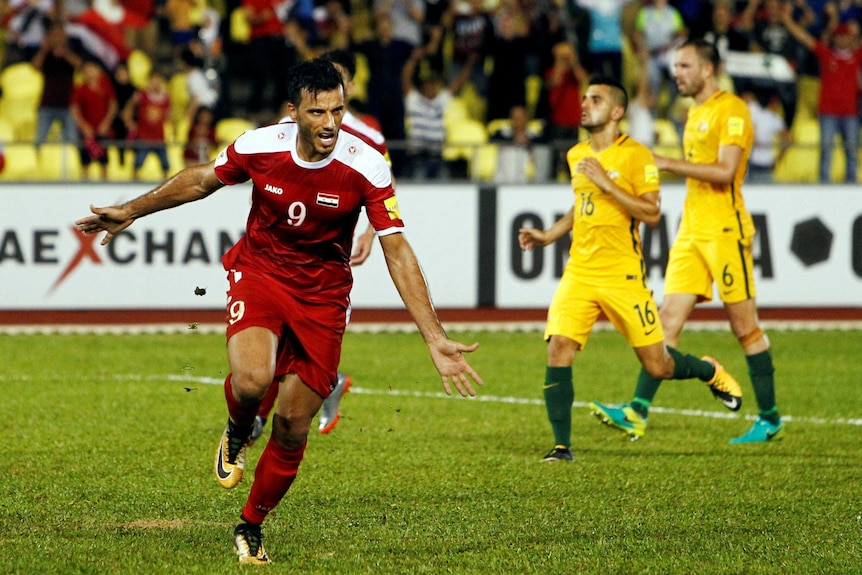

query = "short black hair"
[588, 75, 628, 112]
[320, 49, 357, 80]
[681, 38, 721, 73]
[286, 59, 344, 106]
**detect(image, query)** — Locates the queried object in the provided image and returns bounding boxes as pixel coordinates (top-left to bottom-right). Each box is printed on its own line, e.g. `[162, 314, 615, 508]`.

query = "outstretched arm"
[75, 161, 224, 244]
[378, 232, 483, 397]
[780, 4, 816, 51]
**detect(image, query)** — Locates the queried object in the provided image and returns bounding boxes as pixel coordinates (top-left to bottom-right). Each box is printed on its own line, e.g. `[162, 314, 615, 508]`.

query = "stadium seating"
[775, 118, 819, 183]
[0, 143, 38, 180]
[37, 143, 82, 180]
[169, 71, 190, 127]
[128, 49, 153, 89]
[443, 96, 470, 127]
[106, 147, 134, 181]
[215, 117, 255, 146]
[0, 62, 44, 142]
[443, 118, 495, 181]
[458, 83, 486, 122]
[525, 75, 542, 119]
[352, 53, 370, 103]
[0, 116, 14, 142]
[653, 119, 683, 160]
[230, 7, 251, 44]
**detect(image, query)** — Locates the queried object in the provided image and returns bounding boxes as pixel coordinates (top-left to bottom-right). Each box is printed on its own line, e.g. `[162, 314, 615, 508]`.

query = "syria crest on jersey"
[317, 192, 339, 208]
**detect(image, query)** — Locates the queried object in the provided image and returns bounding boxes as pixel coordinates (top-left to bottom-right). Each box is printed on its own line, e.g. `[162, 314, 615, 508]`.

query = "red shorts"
[224, 268, 349, 398]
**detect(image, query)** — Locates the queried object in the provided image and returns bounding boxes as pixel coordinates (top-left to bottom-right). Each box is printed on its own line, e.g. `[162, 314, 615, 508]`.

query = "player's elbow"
[642, 212, 661, 228]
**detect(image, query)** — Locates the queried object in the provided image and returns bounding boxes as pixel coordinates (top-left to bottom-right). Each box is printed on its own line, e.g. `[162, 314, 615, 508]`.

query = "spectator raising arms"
[402, 46, 472, 180]
[782, 8, 862, 183]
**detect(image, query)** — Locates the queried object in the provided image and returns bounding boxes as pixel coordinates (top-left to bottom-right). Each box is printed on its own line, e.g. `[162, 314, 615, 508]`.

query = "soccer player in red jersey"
[251, 49, 391, 439]
[76, 58, 483, 564]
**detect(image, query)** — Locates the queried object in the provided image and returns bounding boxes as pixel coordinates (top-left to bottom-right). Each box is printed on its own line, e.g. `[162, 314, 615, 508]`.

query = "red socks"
[256, 380, 279, 419]
[241, 438, 306, 524]
[223, 374, 260, 429]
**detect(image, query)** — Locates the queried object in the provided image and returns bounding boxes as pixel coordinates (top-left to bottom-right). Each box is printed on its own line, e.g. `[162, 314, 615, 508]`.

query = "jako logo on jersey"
[265, 183, 283, 195]
[317, 193, 339, 208]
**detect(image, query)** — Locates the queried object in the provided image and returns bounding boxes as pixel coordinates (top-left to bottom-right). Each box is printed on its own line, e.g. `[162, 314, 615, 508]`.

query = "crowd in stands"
[1, 0, 862, 183]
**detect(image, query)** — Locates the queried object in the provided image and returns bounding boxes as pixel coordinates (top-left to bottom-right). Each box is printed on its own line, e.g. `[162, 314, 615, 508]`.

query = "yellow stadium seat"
[485, 118, 509, 137]
[525, 75, 543, 119]
[443, 96, 469, 127]
[774, 119, 818, 183]
[169, 72, 190, 126]
[443, 118, 496, 180]
[352, 53, 370, 103]
[172, 116, 191, 145]
[796, 75, 820, 122]
[458, 83, 486, 122]
[168, 142, 184, 173]
[230, 7, 251, 44]
[0, 143, 39, 180]
[128, 49, 153, 90]
[107, 147, 134, 181]
[216, 117, 255, 146]
[0, 117, 14, 142]
[37, 143, 82, 180]
[0, 62, 44, 142]
[653, 119, 683, 159]
[474, 143, 498, 181]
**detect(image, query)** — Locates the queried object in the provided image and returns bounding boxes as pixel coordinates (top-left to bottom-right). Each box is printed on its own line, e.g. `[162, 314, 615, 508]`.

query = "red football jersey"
[341, 110, 388, 159]
[214, 123, 403, 298]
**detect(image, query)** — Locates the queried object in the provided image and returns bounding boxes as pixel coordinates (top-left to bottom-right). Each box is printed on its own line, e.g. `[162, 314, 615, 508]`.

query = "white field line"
[1, 370, 858, 427]
[160, 374, 862, 428]
[4, 319, 862, 335]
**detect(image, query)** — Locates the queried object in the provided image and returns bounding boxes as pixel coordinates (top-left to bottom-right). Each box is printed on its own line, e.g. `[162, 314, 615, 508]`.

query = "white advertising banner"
[0, 183, 478, 310]
[494, 184, 862, 308]
[2, 183, 860, 310]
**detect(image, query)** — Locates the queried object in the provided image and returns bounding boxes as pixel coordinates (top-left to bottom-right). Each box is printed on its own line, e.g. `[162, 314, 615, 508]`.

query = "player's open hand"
[75, 204, 134, 245]
[427, 338, 483, 397]
[350, 229, 375, 266]
[518, 228, 545, 251]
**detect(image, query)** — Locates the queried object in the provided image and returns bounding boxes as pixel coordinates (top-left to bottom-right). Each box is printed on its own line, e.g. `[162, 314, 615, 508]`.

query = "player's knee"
[271, 413, 311, 450]
[230, 368, 273, 401]
[547, 335, 578, 365]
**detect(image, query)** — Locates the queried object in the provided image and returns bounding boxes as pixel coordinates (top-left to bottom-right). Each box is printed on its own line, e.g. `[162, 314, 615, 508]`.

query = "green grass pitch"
[1, 328, 860, 574]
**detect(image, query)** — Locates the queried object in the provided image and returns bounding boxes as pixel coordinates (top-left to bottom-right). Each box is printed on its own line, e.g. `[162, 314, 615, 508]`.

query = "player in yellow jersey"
[519, 77, 743, 461]
[651, 39, 784, 444]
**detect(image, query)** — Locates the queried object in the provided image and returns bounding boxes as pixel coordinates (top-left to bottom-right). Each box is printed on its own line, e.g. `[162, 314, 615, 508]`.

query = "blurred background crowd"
[1, 0, 861, 183]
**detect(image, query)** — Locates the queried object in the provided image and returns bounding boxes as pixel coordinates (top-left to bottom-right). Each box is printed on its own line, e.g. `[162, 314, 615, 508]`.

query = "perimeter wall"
[1, 183, 860, 321]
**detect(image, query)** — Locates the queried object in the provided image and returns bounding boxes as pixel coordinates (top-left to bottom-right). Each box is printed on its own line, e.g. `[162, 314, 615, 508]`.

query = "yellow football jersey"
[680, 91, 755, 240]
[565, 134, 660, 286]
